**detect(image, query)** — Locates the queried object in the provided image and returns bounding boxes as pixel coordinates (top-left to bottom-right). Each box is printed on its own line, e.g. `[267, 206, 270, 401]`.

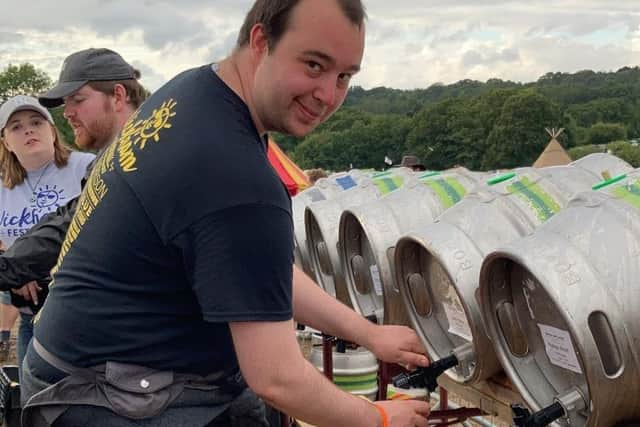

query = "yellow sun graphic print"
[117, 99, 178, 172]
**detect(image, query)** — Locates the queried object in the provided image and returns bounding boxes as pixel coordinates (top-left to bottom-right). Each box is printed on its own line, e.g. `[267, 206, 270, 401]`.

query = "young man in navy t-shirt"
[24, 1, 432, 426]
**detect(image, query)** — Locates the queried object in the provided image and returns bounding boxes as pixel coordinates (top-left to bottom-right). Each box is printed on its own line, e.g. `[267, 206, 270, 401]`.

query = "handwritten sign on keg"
[443, 302, 473, 341]
[538, 323, 583, 374]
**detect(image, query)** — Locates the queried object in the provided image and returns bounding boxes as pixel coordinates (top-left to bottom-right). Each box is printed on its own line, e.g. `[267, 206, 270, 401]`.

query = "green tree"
[50, 107, 75, 148]
[482, 90, 561, 169]
[293, 113, 411, 170]
[0, 63, 52, 101]
[567, 144, 605, 161]
[607, 141, 640, 167]
[406, 100, 466, 170]
[586, 122, 627, 145]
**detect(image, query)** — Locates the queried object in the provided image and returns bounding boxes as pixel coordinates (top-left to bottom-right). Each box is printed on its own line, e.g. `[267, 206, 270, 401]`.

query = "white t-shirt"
[0, 151, 95, 246]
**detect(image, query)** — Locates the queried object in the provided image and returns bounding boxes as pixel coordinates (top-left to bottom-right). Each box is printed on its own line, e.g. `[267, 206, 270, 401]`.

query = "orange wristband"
[373, 404, 389, 427]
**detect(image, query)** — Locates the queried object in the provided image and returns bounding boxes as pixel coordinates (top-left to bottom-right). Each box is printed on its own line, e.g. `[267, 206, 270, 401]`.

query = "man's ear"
[249, 23, 270, 60]
[112, 84, 128, 112]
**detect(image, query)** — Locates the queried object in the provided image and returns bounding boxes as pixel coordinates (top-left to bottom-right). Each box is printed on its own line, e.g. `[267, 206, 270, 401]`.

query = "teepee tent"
[267, 138, 310, 196]
[533, 128, 572, 168]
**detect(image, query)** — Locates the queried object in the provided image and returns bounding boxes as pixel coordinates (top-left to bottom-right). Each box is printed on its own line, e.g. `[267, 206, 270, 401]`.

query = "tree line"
[2, 62, 640, 170]
[276, 66, 640, 170]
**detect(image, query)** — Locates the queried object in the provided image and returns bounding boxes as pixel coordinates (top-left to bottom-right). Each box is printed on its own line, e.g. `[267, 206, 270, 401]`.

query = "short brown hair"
[0, 124, 71, 189]
[237, 0, 366, 50]
[88, 75, 147, 109]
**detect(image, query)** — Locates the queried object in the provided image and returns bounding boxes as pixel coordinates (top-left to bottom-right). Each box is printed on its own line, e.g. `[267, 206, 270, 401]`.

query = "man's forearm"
[0, 196, 78, 290]
[231, 320, 381, 427]
[262, 356, 381, 427]
[292, 265, 375, 348]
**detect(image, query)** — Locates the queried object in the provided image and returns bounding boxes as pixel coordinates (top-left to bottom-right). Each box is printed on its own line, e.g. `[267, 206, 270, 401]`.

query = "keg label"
[374, 176, 404, 195]
[422, 178, 467, 209]
[538, 323, 583, 374]
[507, 176, 561, 222]
[370, 265, 384, 296]
[304, 188, 326, 203]
[335, 175, 357, 190]
[443, 302, 473, 341]
[612, 180, 640, 210]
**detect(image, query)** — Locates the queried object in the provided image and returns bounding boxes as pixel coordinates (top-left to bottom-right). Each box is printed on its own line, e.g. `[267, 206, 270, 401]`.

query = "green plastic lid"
[487, 172, 516, 186]
[592, 174, 627, 190]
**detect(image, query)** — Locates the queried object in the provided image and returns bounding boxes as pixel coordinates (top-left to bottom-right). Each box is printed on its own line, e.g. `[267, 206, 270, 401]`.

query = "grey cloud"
[0, 1, 231, 51]
[431, 26, 477, 46]
[0, 32, 24, 44]
[461, 50, 484, 67]
[130, 61, 167, 92]
[206, 32, 238, 62]
[519, 36, 633, 75]
[460, 47, 519, 68]
[87, 4, 210, 49]
[497, 47, 520, 62]
[1, 0, 639, 93]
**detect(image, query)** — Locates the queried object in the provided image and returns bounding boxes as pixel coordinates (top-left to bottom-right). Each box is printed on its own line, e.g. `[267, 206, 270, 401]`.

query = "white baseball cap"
[0, 95, 54, 132]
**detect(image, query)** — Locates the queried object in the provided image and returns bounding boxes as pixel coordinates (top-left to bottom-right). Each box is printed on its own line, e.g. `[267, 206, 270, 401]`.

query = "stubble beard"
[74, 104, 119, 151]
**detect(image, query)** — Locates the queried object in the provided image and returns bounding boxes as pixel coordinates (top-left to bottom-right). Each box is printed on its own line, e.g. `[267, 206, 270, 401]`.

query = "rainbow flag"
[268, 138, 310, 196]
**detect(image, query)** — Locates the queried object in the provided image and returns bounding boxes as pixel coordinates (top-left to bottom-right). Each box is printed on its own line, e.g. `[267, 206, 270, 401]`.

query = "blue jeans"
[18, 312, 34, 379]
[0, 291, 11, 305]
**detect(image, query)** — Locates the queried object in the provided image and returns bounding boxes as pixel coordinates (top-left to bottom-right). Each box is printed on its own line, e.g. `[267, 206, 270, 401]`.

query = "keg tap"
[511, 388, 586, 427]
[392, 342, 474, 392]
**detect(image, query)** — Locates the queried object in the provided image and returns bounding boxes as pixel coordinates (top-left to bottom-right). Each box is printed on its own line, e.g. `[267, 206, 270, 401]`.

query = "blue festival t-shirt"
[34, 65, 294, 376]
[0, 152, 94, 246]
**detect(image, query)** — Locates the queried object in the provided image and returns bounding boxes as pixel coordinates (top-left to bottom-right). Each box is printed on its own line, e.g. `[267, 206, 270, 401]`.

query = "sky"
[1, 1, 639, 92]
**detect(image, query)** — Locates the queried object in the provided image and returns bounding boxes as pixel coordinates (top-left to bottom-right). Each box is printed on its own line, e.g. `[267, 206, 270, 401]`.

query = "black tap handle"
[365, 314, 378, 324]
[511, 402, 565, 427]
[512, 404, 532, 426]
[391, 354, 459, 392]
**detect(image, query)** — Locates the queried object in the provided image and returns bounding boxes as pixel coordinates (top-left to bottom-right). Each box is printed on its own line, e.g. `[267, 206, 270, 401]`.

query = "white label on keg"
[443, 302, 473, 341]
[538, 323, 582, 374]
[370, 265, 383, 296]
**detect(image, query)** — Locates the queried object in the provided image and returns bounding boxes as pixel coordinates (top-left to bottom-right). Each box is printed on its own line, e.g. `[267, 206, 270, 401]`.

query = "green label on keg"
[612, 180, 640, 210]
[333, 372, 378, 391]
[422, 177, 467, 208]
[507, 176, 561, 222]
[374, 176, 404, 195]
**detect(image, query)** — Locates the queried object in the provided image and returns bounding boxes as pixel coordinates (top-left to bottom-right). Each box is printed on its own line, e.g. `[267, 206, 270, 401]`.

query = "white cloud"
[0, 1, 638, 91]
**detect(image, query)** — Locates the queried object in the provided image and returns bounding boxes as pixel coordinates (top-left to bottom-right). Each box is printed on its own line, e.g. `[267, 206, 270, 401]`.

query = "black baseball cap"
[39, 48, 138, 108]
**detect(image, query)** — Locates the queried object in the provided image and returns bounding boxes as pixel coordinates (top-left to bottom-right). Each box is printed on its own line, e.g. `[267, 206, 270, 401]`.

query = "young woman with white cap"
[0, 95, 94, 370]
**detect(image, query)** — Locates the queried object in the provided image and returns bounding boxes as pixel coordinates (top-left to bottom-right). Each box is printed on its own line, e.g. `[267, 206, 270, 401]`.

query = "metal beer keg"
[394, 154, 632, 386]
[293, 170, 369, 277]
[305, 168, 415, 305]
[479, 170, 640, 427]
[338, 168, 483, 324]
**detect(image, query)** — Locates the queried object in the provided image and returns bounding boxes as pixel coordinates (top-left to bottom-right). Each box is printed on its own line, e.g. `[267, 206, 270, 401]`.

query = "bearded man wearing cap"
[0, 48, 145, 368]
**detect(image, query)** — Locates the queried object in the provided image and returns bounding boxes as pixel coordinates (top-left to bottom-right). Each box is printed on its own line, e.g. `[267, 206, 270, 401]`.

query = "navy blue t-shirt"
[34, 65, 294, 376]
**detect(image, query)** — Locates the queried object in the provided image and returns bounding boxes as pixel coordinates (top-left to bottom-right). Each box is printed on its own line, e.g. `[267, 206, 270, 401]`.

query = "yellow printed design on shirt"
[117, 99, 177, 173]
[54, 139, 117, 273]
[52, 99, 178, 274]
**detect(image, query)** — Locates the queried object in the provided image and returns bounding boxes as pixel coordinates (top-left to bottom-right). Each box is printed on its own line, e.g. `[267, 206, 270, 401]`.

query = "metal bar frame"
[312, 338, 489, 427]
